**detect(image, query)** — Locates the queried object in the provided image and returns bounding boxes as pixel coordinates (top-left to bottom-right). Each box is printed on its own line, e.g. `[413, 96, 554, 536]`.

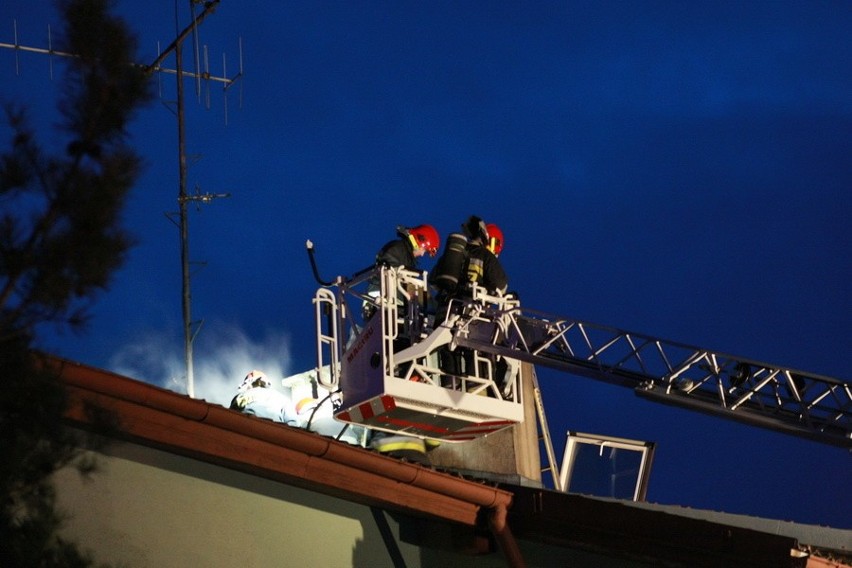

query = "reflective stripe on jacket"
[369, 434, 426, 455]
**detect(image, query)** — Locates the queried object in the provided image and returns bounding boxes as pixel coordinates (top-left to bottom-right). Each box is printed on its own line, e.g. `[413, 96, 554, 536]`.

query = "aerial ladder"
[311, 259, 852, 451]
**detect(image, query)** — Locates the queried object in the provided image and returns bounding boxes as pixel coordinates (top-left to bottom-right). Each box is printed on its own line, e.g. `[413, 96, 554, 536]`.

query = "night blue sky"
[2, 1, 850, 529]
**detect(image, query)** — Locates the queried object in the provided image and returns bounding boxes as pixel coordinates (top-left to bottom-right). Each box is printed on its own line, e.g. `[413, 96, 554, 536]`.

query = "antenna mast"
[3, 1, 243, 398]
[149, 0, 241, 398]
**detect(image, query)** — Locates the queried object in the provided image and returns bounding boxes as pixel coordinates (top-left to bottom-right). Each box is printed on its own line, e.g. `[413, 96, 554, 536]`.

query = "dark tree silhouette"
[0, 0, 152, 565]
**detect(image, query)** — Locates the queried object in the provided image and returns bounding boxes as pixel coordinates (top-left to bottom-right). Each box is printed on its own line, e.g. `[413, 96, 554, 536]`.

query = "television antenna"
[2, 0, 244, 398]
[151, 0, 242, 398]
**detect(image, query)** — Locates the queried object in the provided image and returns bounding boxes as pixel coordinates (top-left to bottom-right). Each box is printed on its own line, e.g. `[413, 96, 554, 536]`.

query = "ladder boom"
[313, 265, 851, 448]
[450, 294, 851, 448]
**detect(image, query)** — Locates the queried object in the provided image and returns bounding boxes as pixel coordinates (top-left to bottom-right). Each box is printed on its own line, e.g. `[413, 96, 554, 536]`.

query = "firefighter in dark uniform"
[474, 221, 518, 397]
[464, 218, 508, 296]
[364, 224, 440, 319]
[367, 224, 440, 465]
[431, 216, 510, 382]
[431, 216, 507, 300]
[376, 224, 439, 268]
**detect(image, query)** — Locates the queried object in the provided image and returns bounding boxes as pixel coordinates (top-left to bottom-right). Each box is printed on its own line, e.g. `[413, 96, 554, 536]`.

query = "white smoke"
[109, 322, 294, 408]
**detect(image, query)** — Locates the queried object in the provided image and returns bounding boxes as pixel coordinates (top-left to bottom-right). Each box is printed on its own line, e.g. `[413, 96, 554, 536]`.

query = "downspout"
[489, 502, 526, 568]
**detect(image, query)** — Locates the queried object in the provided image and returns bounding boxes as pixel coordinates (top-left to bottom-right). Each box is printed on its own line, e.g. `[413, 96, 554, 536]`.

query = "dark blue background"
[3, 1, 849, 529]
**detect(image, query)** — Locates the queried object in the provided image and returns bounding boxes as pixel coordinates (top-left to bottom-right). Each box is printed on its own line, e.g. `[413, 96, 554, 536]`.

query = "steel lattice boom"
[312, 263, 850, 448]
[453, 295, 851, 448]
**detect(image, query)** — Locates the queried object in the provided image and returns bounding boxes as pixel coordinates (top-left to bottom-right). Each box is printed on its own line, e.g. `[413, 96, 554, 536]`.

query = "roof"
[50, 355, 851, 567]
[505, 485, 851, 567]
[52, 355, 512, 528]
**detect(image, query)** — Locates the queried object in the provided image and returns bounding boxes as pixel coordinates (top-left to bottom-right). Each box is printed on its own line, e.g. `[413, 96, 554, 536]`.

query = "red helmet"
[485, 223, 504, 256]
[408, 224, 440, 257]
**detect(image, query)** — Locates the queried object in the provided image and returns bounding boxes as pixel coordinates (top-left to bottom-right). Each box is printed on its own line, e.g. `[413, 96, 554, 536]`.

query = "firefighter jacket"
[465, 241, 508, 295]
[367, 237, 419, 303]
[375, 237, 416, 270]
[296, 397, 365, 446]
[230, 386, 298, 426]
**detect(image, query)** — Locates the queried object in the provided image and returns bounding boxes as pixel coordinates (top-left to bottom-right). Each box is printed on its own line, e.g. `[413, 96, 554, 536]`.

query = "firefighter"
[376, 224, 440, 268]
[229, 370, 298, 426]
[366, 224, 440, 466]
[363, 224, 440, 320]
[430, 216, 508, 302]
[463, 217, 508, 296]
[475, 221, 520, 397]
[472, 221, 519, 397]
[431, 217, 515, 394]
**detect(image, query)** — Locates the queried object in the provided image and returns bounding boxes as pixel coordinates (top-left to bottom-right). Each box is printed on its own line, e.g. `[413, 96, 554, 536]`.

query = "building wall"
[54, 435, 626, 568]
[54, 439, 428, 568]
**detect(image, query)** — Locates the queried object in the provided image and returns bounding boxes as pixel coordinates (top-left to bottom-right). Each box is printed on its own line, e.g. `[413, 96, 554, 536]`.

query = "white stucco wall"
[53, 436, 616, 567]
[54, 440, 428, 568]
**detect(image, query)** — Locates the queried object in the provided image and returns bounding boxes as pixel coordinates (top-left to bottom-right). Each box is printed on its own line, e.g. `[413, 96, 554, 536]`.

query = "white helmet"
[239, 369, 271, 391]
